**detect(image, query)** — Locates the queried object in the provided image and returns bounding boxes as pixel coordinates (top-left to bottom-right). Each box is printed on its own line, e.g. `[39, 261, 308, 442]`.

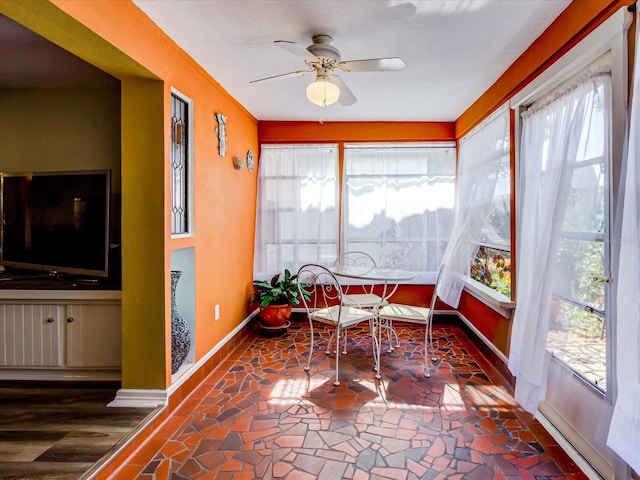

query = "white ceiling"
[133, 0, 572, 122]
[1, 1, 572, 122]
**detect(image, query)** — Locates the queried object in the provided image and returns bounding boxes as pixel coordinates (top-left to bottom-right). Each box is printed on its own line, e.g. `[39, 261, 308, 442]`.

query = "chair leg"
[385, 320, 400, 353]
[341, 328, 348, 355]
[325, 329, 334, 355]
[392, 321, 401, 349]
[385, 319, 394, 353]
[429, 313, 437, 362]
[374, 318, 382, 380]
[423, 318, 431, 378]
[334, 326, 341, 386]
[305, 322, 315, 372]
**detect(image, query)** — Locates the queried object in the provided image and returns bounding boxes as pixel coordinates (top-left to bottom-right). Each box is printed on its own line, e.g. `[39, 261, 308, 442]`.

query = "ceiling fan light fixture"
[306, 78, 340, 107]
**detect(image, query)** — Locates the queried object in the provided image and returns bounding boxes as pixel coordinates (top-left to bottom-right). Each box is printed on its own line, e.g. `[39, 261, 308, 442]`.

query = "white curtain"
[343, 143, 456, 284]
[606, 10, 640, 472]
[437, 105, 510, 307]
[253, 144, 339, 279]
[508, 70, 611, 413]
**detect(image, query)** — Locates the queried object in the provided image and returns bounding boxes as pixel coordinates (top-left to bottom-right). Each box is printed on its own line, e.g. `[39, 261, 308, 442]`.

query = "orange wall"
[259, 121, 455, 143]
[457, 294, 511, 354]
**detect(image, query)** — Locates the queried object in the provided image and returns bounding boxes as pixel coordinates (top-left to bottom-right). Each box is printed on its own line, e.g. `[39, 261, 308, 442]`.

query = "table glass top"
[331, 265, 415, 282]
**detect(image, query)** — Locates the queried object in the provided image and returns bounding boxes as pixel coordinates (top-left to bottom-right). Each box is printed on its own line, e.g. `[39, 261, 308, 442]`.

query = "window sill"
[463, 278, 515, 318]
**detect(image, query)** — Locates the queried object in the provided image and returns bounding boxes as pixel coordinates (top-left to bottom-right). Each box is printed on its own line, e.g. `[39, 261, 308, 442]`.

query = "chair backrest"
[333, 251, 377, 269]
[333, 251, 377, 294]
[297, 263, 343, 313]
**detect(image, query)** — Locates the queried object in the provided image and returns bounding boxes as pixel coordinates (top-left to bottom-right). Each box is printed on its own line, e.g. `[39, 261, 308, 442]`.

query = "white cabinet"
[66, 304, 121, 367]
[0, 304, 63, 366]
[0, 290, 121, 379]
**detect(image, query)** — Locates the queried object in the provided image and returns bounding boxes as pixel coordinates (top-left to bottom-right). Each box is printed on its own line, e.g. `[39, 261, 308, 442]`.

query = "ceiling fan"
[250, 35, 406, 107]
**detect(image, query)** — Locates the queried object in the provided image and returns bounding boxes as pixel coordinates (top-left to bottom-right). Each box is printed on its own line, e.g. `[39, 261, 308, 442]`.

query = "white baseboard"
[107, 388, 168, 408]
[108, 309, 258, 408]
[536, 407, 607, 480]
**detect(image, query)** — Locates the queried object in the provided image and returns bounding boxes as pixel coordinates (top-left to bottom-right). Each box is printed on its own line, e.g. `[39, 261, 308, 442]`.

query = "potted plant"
[252, 269, 310, 330]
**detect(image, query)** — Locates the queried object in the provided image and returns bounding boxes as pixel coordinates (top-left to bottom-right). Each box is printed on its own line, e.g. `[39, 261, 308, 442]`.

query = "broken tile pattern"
[130, 323, 588, 479]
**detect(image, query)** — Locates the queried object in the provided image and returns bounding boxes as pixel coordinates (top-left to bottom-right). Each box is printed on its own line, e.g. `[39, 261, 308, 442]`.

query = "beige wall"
[0, 87, 121, 188]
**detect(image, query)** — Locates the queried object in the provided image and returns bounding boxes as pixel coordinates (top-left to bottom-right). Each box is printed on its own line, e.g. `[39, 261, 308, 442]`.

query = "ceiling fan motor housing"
[307, 34, 340, 65]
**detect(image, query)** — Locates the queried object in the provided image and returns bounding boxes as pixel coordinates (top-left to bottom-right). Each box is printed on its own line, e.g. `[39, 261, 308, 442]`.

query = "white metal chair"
[377, 266, 442, 378]
[333, 251, 388, 310]
[297, 263, 380, 386]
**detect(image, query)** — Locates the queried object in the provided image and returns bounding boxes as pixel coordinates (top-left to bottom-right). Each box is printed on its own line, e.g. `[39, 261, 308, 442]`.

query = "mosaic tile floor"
[123, 322, 587, 480]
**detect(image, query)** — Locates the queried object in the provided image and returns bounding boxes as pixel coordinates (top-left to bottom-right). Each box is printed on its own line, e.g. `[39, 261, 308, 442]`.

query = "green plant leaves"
[252, 268, 310, 307]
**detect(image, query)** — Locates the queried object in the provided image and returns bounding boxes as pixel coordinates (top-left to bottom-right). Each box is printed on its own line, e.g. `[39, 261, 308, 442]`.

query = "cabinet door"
[0, 304, 62, 366]
[65, 304, 121, 367]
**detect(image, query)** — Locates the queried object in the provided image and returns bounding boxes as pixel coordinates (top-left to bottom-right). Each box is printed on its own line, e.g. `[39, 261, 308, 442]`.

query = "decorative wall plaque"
[214, 113, 227, 157]
[247, 150, 254, 172]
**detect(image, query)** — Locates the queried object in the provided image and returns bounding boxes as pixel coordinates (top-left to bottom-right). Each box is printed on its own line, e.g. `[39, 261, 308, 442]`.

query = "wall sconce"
[233, 156, 245, 170]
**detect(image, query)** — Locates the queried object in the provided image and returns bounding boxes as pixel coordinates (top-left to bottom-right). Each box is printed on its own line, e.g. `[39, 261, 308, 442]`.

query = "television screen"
[1, 170, 111, 277]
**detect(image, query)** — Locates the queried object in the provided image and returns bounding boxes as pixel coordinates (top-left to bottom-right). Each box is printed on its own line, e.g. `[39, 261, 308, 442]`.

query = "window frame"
[253, 143, 340, 279]
[451, 105, 513, 307]
[342, 142, 457, 284]
[170, 88, 195, 238]
[510, 9, 630, 400]
[466, 138, 512, 299]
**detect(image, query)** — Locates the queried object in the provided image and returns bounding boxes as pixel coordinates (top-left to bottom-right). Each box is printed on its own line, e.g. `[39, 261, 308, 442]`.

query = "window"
[512, 64, 612, 394]
[543, 69, 611, 392]
[342, 143, 456, 283]
[253, 144, 339, 278]
[254, 143, 456, 282]
[438, 106, 510, 308]
[170, 93, 191, 235]
[466, 114, 511, 297]
[507, 9, 631, 471]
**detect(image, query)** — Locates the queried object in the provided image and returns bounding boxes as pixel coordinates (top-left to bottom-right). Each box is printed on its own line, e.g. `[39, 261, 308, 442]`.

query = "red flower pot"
[259, 304, 292, 329]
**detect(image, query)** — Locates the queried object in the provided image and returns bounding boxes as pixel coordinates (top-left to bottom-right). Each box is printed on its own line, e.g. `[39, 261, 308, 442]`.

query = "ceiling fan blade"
[274, 40, 318, 63]
[250, 69, 313, 84]
[339, 57, 406, 73]
[329, 75, 357, 106]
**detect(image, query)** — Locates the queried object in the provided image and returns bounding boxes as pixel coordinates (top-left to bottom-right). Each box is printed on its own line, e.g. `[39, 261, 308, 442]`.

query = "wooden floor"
[0, 381, 153, 480]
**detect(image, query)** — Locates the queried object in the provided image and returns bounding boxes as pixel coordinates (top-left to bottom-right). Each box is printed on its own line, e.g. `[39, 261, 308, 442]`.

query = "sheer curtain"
[253, 144, 339, 279]
[606, 9, 640, 472]
[437, 105, 510, 307]
[508, 70, 611, 413]
[342, 143, 456, 284]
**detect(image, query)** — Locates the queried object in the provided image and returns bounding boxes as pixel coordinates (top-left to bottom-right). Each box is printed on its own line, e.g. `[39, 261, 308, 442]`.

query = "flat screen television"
[1, 170, 111, 278]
